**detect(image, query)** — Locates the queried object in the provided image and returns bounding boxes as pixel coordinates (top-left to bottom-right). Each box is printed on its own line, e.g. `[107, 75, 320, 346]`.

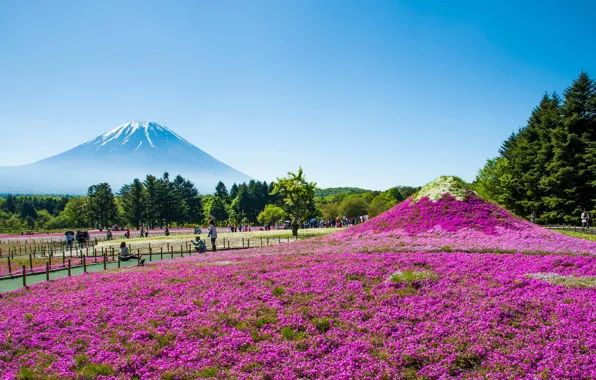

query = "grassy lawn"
[555, 230, 596, 241]
[95, 228, 340, 246]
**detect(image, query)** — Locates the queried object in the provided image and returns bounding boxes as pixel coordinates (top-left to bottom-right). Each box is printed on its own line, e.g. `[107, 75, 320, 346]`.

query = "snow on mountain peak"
[88, 121, 188, 152]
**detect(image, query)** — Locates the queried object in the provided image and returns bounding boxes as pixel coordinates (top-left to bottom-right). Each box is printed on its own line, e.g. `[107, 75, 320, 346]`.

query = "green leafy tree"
[203, 196, 228, 224]
[386, 187, 404, 202]
[339, 195, 368, 218]
[319, 202, 340, 220]
[271, 168, 316, 236]
[368, 193, 397, 218]
[257, 205, 286, 225]
[35, 210, 55, 230]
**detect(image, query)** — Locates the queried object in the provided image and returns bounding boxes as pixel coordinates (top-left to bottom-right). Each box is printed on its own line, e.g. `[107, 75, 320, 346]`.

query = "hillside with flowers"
[335, 176, 596, 256]
[1, 177, 596, 378]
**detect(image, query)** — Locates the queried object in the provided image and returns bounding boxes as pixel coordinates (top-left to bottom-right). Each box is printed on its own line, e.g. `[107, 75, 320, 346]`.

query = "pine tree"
[215, 181, 229, 203]
[87, 183, 118, 229]
[119, 179, 144, 228]
[156, 172, 185, 228]
[143, 175, 160, 229]
[545, 72, 595, 223]
[229, 183, 239, 200]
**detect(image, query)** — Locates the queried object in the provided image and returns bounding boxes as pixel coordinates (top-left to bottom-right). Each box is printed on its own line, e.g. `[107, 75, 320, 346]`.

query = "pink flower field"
[1, 181, 596, 379]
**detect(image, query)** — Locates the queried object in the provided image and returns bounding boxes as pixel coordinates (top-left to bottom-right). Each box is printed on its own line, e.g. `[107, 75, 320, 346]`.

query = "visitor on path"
[191, 236, 207, 253]
[106, 229, 113, 241]
[125, 228, 130, 239]
[582, 209, 591, 232]
[208, 219, 218, 252]
[530, 212, 536, 224]
[139, 226, 145, 238]
[145, 229, 149, 238]
[165, 227, 170, 237]
[119, 242, 145, 265]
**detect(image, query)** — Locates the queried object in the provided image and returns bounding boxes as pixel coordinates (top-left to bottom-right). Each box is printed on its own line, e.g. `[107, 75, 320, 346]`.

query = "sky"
[1, 0, 595, 191]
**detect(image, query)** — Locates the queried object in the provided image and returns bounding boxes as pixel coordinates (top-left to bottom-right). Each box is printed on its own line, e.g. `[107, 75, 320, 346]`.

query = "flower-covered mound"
[335, 177, 596, 255]
[1, 250, 596, 379]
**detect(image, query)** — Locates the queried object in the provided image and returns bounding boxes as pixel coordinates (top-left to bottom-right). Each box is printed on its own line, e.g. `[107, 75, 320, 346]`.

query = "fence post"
[29, 254, 33, 271]
[149, 248, 152, 262]
[48, 255, 52, 270]
[103, 254, 107, 270]
[242, 238, 244, 248]
[45, 262, 50, 281]
[83, 256, 87, 273]
[68, 259, 71, 276]
[137, 249, 141, 266]
[160, 247, 163, 260]
[22, 266, 27, 288]
[8, 257, 12, 276]
[117, 254, 121, 269]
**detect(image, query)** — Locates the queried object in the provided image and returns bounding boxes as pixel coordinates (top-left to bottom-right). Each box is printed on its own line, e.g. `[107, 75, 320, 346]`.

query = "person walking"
[530, 212, 536, 224]
[208, 219, 218, 252]
[582, 209, 591, 232]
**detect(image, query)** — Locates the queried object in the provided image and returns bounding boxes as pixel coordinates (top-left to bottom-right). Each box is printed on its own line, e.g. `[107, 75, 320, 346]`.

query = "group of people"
[228, 224, 251, 233]
[192, 219, 218, 253]
[65, 230, 91, 248]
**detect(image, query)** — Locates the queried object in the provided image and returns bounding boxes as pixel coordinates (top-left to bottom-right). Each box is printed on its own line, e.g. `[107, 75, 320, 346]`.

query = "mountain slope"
[0, 121, 251, 194]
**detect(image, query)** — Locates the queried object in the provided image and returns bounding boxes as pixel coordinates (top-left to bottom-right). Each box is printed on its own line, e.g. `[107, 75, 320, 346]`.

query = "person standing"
[582, 209, 591, 232]
[530, 212, 536, 224]
[208, 219, 218, 252]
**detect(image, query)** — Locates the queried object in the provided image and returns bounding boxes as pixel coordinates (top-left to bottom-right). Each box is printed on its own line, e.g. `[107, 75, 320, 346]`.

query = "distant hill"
[0, 121, 251, 195]
[315, 187, 371, 198]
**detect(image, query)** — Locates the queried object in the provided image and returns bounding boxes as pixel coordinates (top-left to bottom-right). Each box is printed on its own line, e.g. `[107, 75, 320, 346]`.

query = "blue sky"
[1, 0, 594, 190]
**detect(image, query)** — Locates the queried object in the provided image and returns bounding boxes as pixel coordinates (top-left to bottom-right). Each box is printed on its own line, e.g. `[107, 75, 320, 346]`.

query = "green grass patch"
[272, 286, 285, 296]
[526, 272, 596, 288]
[280, 326, 306, 340]
[390, 270, 437, 283]
[555, 230, 596, 241]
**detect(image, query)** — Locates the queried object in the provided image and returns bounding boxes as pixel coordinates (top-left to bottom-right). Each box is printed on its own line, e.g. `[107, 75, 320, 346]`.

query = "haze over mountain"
[0, 121, 251, 195]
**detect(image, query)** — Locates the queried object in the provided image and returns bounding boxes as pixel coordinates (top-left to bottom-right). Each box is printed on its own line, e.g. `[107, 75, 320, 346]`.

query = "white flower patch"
[414, 176, 473, 202]
[526, 272, 596, 288]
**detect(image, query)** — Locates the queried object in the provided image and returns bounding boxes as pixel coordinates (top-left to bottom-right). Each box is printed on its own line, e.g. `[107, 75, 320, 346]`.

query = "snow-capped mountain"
[0, 121, 251, 194]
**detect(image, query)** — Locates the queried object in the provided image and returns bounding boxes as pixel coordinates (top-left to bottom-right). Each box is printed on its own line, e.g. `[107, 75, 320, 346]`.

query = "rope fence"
[0, 235, 305, 288]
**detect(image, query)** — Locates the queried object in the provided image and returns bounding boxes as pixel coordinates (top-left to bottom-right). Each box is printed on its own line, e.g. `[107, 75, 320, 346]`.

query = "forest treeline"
[0, 172, 416, 231]
[474, 72, 596, 224]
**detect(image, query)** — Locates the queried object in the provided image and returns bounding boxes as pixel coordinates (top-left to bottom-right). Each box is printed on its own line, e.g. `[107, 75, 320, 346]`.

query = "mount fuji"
[0, 121, 251, 194]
